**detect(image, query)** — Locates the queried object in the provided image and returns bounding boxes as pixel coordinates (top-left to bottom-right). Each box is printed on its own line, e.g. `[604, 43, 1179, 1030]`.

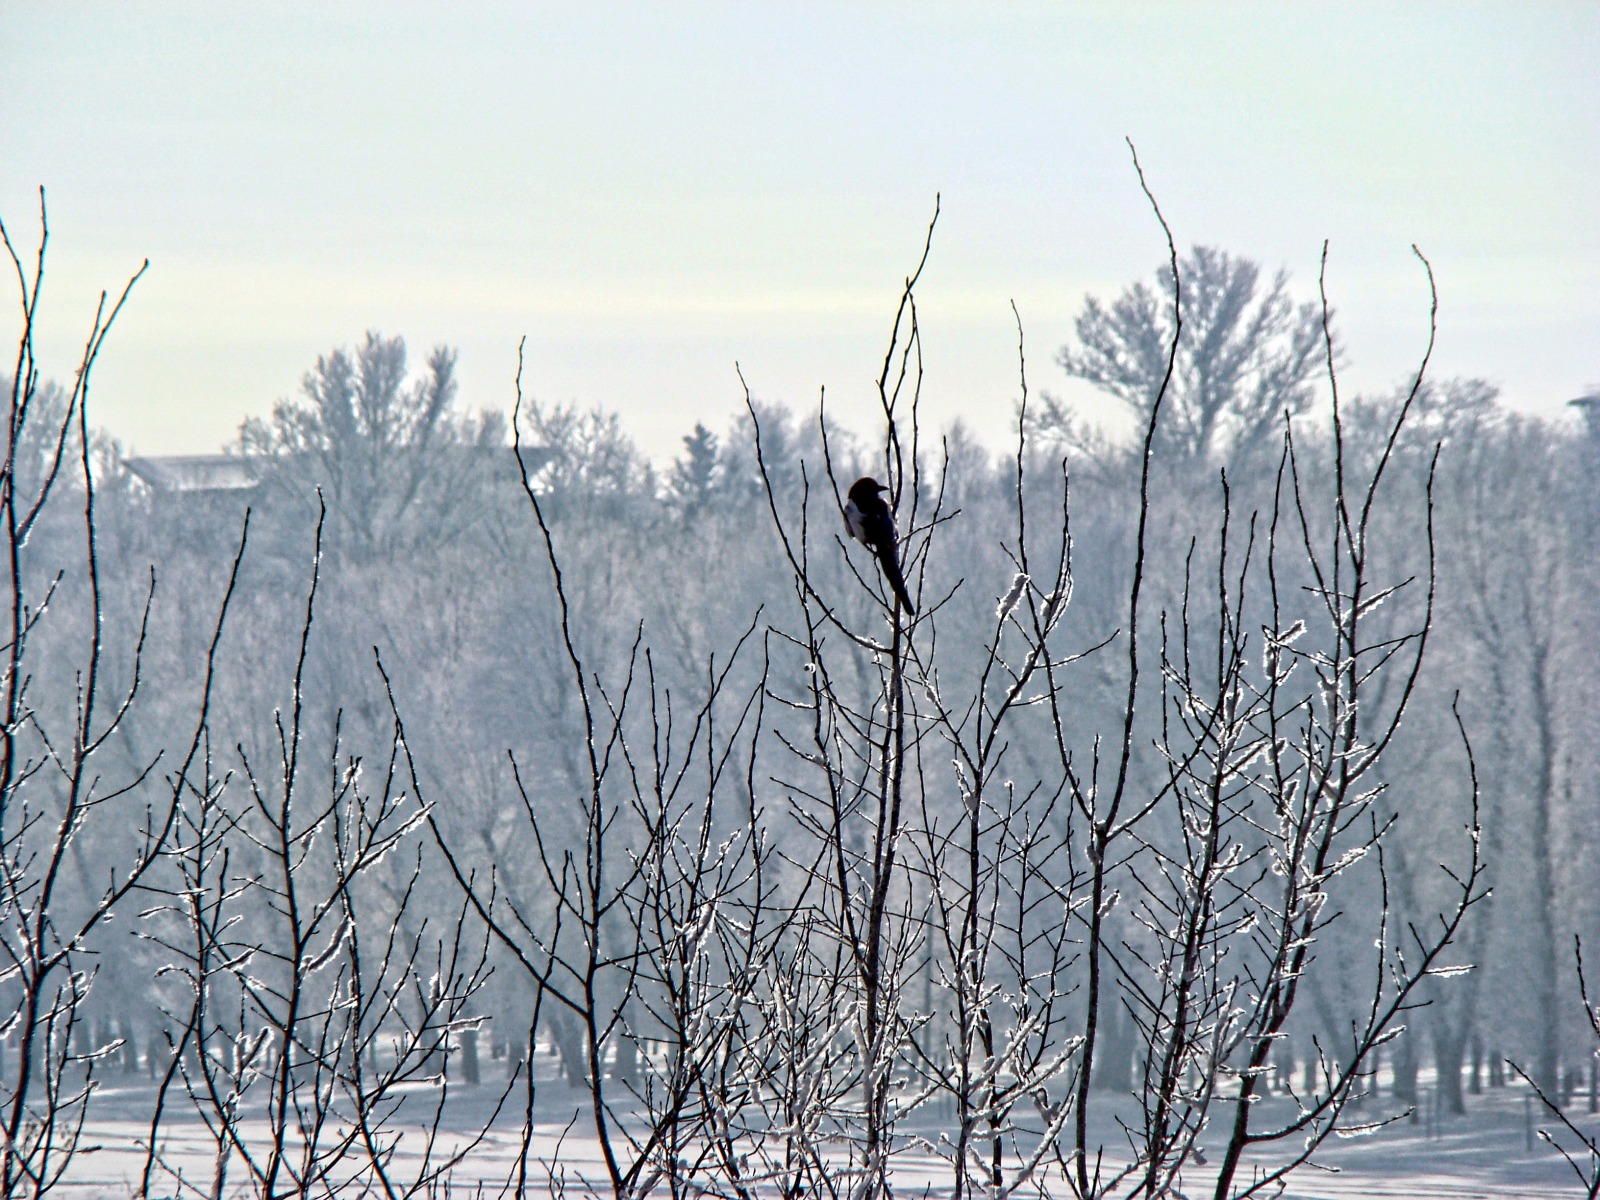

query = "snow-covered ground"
[45, 1072, 1600, 1199]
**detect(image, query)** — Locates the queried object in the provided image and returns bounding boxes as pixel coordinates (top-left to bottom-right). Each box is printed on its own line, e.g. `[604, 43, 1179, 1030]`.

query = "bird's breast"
[844, 501, 868, 544]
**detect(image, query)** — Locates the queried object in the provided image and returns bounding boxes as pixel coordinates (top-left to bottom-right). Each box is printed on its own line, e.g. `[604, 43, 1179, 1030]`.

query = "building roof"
[122, 454, 263, 493]
[123, 446, 555, 495]
[1570, 388, 1599, 433]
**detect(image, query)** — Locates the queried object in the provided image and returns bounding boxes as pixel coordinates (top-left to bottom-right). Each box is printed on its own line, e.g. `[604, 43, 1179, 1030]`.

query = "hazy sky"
[3, 3, 1596, 462]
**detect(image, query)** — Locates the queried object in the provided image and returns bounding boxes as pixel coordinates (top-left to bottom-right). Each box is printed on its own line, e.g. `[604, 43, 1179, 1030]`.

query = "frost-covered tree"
[1442, 414, 1590, 1098]
[514, 396, 651, 516]
[1046, 245, 1325, 471]
[667, 421, 720, 519]
[241, 331, 505, 559]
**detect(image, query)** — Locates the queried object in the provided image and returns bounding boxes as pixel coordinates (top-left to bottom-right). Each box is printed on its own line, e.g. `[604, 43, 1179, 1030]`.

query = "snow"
[43, 1072, 1599, 1199]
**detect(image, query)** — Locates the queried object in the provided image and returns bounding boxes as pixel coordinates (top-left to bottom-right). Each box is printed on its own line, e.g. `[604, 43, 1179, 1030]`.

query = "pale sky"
[2, 3, 1596, 462]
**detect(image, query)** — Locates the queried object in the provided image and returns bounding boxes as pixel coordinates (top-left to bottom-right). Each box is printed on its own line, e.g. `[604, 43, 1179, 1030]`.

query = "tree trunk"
[1091, 1001, 1133, 1092]
[1392, 1035, 1418, 1110]
[545, 1010, 586, 1087]
[458, 1028, 481, 1086]
[1527, 646, 1561, 1097]
[1433, 1021, 1467, 1115]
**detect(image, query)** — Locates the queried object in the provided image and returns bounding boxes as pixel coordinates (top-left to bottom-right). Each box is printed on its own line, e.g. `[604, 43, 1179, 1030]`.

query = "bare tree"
[0, 193, 240, 1199]
[0, 172, 1499, 1200]
[735, 161, 1482, 1200]
[137, 503, 507, 1200]
[1511, 937, 1600, 1198]
[412, 344, 777, 1200]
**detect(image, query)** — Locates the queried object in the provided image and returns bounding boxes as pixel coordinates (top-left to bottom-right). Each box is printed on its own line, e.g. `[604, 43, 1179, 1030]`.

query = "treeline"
[3, 219, 1596, 1197]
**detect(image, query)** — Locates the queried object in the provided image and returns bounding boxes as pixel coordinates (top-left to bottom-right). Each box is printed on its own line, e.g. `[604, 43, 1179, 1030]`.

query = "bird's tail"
[882, 552, 916, 615]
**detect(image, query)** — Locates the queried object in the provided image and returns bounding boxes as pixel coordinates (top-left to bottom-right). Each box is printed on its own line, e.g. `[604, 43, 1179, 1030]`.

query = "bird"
[844, 476, 915, 614]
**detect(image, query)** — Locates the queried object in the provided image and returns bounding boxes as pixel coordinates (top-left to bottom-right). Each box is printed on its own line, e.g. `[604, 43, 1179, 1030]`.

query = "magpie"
[844, 476, 915, 614]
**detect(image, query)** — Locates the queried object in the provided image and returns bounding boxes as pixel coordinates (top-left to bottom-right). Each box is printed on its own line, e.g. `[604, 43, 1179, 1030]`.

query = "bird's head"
[848, 476, 888, 505]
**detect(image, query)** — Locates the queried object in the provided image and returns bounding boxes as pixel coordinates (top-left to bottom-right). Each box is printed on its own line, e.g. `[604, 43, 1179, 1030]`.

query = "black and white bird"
[844, 476, 915, 614]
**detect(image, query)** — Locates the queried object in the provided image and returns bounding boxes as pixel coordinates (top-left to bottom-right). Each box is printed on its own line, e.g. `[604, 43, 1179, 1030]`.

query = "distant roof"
[123, 454, 262, 493]
[123, 446, 555, 495]
[1568, 390, 1600, 448]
